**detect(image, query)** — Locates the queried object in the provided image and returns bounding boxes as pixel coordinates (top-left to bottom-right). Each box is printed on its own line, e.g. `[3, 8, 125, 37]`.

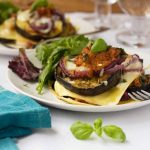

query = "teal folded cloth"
[0, 138, 19, 150]
[0, 86, 51, 150]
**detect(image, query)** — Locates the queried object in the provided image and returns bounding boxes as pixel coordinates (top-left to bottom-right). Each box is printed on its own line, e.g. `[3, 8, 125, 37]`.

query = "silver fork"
[128, 90, 150, 101]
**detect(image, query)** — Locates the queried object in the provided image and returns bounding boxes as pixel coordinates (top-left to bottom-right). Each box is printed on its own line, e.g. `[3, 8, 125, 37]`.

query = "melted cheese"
[66, 61, 88, 71]
[54, 71, 140, 106]
[17, 10, 30, 22]
[0, 18, 36, 48]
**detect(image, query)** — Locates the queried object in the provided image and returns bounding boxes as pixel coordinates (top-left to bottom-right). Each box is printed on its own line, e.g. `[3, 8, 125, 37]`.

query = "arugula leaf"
[91, 38, 107, 53]
[70, 121, 94, 140]
[36, 43, 55, 65]
[94, 118, 103, 137]
[65, 35, 89, 56]
[102, 125, 126, 142]
[31, 0, 50, 11]
[36, 46, 67, 94]
[0, 1, 19, 24]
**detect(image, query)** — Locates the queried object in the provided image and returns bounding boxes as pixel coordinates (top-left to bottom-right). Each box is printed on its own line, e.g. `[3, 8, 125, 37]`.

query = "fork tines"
[128, 90, 150, 101]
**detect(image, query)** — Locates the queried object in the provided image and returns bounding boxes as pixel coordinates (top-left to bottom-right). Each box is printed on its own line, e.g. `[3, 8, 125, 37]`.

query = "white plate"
[0, 17, 95, 56]
[7, 48, 150, 112]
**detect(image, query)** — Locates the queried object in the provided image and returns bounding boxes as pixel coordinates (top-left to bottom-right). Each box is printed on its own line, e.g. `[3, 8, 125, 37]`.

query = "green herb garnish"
[0, 1, 19, 24]
[103, 125, 126, 142]
[70, 121, 94, 140]
[91, 38, 107, 53]
[94, 118, 103, 137]
[70, 118, 126, 142]
[31, 0, 53, 11]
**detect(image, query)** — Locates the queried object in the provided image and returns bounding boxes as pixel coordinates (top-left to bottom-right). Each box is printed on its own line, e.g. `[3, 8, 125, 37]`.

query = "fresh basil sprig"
[70, 118, 126, 142]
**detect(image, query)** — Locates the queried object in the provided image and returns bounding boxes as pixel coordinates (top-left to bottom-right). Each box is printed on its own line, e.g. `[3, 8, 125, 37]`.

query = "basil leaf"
[0, 2, 19, 24]
[94, 118, 103, 137]
[94, 118, 103, 129]
[95, 128, 102, 137]
[70, 121, 94, 140]
[102, 125, 126, 142]
[31, 0, 48, 11]
[91, 38, 107, 53]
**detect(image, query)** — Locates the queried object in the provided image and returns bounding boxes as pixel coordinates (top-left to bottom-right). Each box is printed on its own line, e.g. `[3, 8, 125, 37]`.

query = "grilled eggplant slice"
[15, 9, 76, 41]
[55, 66, 121, 96]
[0, 38, 15, 44]
[15, 21, 42, 41]
[0, 37, 36, 49]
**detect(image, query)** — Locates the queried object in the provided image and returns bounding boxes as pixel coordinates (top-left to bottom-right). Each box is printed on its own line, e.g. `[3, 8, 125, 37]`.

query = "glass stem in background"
[116, 16, 150, 47]
[94, 0, 112, 29]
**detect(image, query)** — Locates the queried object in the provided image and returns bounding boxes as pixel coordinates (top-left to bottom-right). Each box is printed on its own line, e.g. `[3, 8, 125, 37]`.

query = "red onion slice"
[59, 58, 91, 79]
[105, 54, 143, 74]
[30, 17, 53, 34]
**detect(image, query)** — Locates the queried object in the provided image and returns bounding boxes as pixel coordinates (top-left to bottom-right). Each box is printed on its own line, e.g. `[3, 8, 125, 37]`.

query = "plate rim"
[7, 48, 150, 112]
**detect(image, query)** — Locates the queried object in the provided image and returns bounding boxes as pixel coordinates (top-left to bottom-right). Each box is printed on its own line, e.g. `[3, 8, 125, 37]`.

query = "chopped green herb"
[120, 79, 127, 83]
[23, 84, 29, 87]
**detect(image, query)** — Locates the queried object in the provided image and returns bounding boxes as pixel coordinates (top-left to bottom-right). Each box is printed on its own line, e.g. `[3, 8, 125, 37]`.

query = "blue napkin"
[0, 138, 19, 150]
[0, 86, 51, 150]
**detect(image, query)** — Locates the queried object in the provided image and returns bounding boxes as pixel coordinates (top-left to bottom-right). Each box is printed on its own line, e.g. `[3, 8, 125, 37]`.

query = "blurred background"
[12, 0, 122, 13]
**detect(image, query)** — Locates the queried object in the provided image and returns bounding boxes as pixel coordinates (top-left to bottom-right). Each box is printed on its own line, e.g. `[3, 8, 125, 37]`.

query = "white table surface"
[0, 13, 150, 150]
